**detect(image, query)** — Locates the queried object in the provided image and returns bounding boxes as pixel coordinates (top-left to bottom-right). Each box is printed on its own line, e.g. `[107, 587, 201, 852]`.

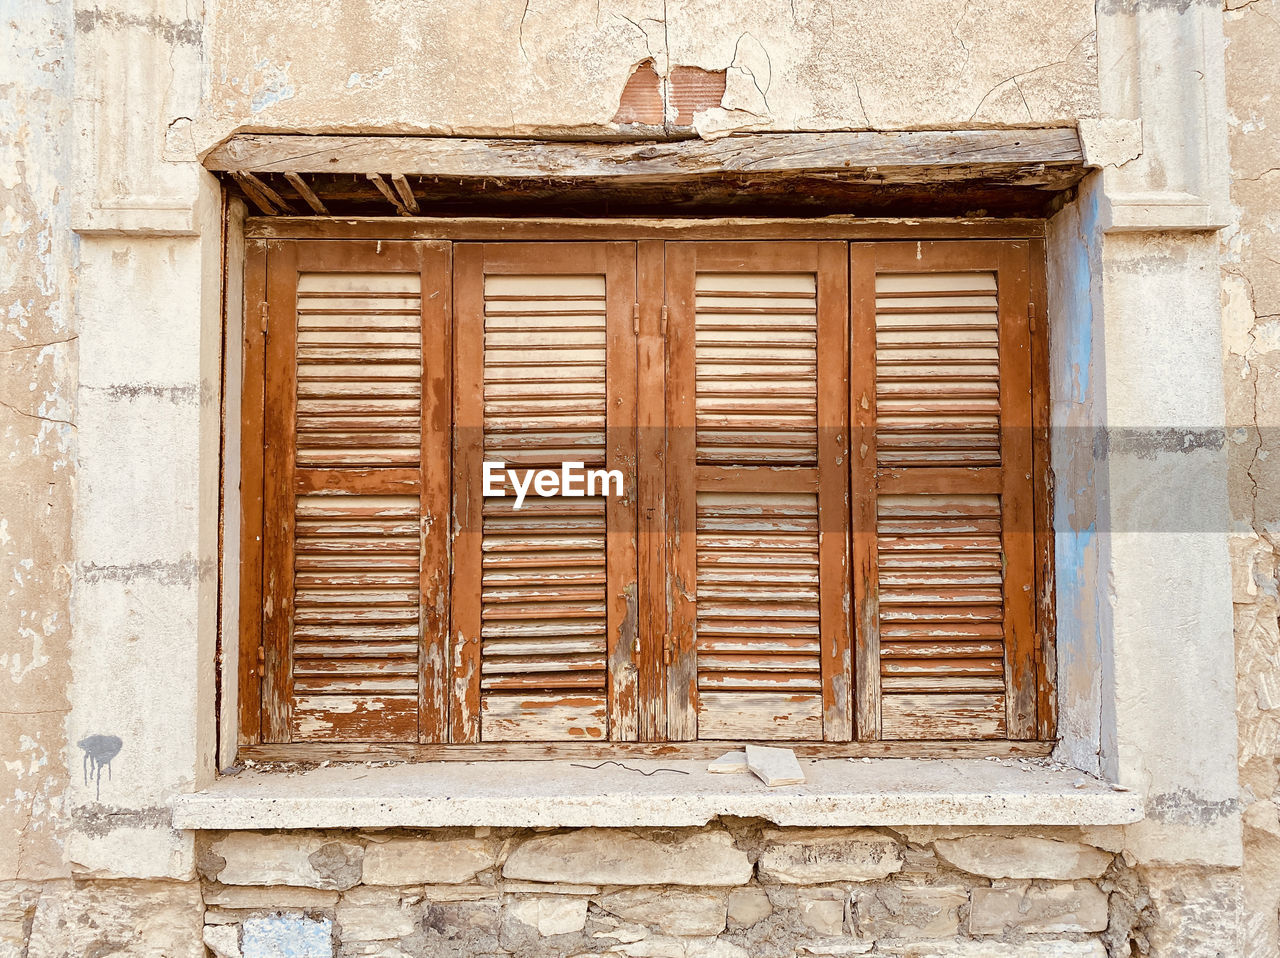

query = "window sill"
[170, 757, 1141, 830]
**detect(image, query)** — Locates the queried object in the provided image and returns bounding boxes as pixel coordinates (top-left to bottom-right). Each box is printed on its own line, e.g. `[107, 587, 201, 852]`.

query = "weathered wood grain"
[207, 130, 1083, 183]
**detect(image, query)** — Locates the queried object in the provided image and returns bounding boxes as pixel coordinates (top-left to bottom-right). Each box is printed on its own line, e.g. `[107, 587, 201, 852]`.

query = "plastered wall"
[0, 0, 1269, 954]
[1222, 0, 1280, 953]
[198, 0, 1099, 146]
[0, 0, 76, 884]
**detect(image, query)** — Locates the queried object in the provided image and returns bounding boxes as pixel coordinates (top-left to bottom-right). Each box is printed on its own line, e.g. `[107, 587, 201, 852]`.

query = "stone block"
[26, 879, 206, 958]
[758, 829, 902, 883]
[211, 834, 364, 890]
[851, 885, 966, 939]
[336, 900, 416, 941]
[881, 943, 1106, 958]
[420, 900, 502, 953]
[726, 886, 772, 928]
[933, 837, 1113, 880]
[504, 881, 600, 895]
[361, 837, 494, 885]
[422, 884, 501, 901]
[203, 885, 341, 909]
[241, 914, 333, 958]
[502, 828, 752, 886]
[203, 924, 242, 958]
[798, 893, 846, 936]
[505, 896, 589, 936]
[610, 936, 749, 958]
[968, 882, 1108, 935]
[598, 888, 727, 936]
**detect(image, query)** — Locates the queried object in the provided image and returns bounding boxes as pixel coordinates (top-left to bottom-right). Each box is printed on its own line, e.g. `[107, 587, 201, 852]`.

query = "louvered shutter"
[665, 242, 851, 741]
[451, 243, 638, 743]
[260, 240, 452, 743]
[851, 241, 1037, 740]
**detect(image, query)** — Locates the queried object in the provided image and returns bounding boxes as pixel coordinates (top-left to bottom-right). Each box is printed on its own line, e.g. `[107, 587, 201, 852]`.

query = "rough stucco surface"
[0, 0, 74, 882]
[198, 0, 1098, 146]
[1223, 1, 1280, 954]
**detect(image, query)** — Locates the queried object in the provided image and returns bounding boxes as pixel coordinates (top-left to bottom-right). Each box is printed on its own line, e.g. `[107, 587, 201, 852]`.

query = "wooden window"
[238, 233, 1051, 755]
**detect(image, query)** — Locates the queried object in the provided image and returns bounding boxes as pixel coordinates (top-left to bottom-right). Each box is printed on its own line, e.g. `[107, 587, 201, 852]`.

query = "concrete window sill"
[170, 757, 1141, 830]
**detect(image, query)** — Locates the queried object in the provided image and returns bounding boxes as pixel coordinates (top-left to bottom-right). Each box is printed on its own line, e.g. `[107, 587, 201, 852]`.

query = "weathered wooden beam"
[366, 173, 411, 216]
[236, 171, 295, 213]
[205, 130, 1084, 183]
[283, 172, 329, 215]
[390, 173, 420, 214]
[229, 171, 280, 215]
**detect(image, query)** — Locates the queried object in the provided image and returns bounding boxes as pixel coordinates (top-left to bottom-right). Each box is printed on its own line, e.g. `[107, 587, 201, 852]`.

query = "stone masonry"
[109, 823, 1139, 958]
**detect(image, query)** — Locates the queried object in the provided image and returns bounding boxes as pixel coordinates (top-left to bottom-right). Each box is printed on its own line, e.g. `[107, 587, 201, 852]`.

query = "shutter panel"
[666, 242, 850, 742]
[261, 240, 451, 743]
[852, 241, 1036, 741]
[452, 243, 638, 743]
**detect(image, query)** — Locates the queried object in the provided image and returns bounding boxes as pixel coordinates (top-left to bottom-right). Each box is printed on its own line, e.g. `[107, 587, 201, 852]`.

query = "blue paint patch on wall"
[242, 915, 333, 958]
[1056, 522, 1096, 601]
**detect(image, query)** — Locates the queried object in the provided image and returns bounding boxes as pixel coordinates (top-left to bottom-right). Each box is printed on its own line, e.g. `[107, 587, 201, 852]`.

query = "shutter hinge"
[660, 305, 668, 337]
[259, 302, 269, 336]
[663, 632, 672, 665]
[633, 302, 639, 336]
[1028, 302, 1036, 334]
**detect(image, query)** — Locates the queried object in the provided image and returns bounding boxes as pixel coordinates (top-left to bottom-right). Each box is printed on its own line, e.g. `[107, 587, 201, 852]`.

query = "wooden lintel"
[206, 130, 1084, 183]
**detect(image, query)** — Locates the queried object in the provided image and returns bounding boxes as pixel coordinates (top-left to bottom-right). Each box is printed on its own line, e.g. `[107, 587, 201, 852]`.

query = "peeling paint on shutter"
[667, 243, 850, 742]
[452, 244, 638, 743]
[260, 241, 452, 744]
[853, 242, 1037, 742]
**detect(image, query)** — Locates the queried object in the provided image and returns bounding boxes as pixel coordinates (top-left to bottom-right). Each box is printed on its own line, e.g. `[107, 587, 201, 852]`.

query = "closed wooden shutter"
[851, 241, 1037, 740]
[243, 233, 1049, 753]
[259, 240, 452, 743]
[451, 243, 638, 743]
[665, 243, 851, 741]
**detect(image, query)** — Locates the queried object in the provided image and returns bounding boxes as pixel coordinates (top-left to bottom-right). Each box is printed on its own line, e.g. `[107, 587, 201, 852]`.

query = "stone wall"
[203, 825, 1125, 957]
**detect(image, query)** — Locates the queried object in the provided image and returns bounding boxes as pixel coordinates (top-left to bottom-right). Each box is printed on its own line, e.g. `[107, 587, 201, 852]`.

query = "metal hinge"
[259, 302, 269, 336]
[660, 304, 668, 337]
[1028, 302, 1036, 334]
[633, 302, 640, 336]
[663, 632, 672, 665]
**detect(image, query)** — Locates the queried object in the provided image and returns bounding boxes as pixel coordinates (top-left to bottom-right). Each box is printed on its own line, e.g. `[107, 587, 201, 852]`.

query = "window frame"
[232, 218, 1055, 763]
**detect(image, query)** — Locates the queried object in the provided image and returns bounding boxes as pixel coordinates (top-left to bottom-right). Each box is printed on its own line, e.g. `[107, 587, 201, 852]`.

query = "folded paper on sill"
[745, 745, 806, 787]
[707, 751, 749, 774]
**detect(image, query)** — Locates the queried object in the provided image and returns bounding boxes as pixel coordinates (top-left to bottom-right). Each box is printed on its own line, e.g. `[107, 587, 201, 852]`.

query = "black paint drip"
[77, 735, 122, 800]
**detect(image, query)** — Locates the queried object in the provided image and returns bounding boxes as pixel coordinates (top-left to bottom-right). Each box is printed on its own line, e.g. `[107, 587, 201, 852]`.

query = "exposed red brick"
[668, 66, 727, 126]
[613, 60, 664, 126]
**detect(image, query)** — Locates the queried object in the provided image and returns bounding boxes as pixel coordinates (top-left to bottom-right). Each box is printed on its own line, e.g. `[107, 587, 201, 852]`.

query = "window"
[237, 232, 1051, 754]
